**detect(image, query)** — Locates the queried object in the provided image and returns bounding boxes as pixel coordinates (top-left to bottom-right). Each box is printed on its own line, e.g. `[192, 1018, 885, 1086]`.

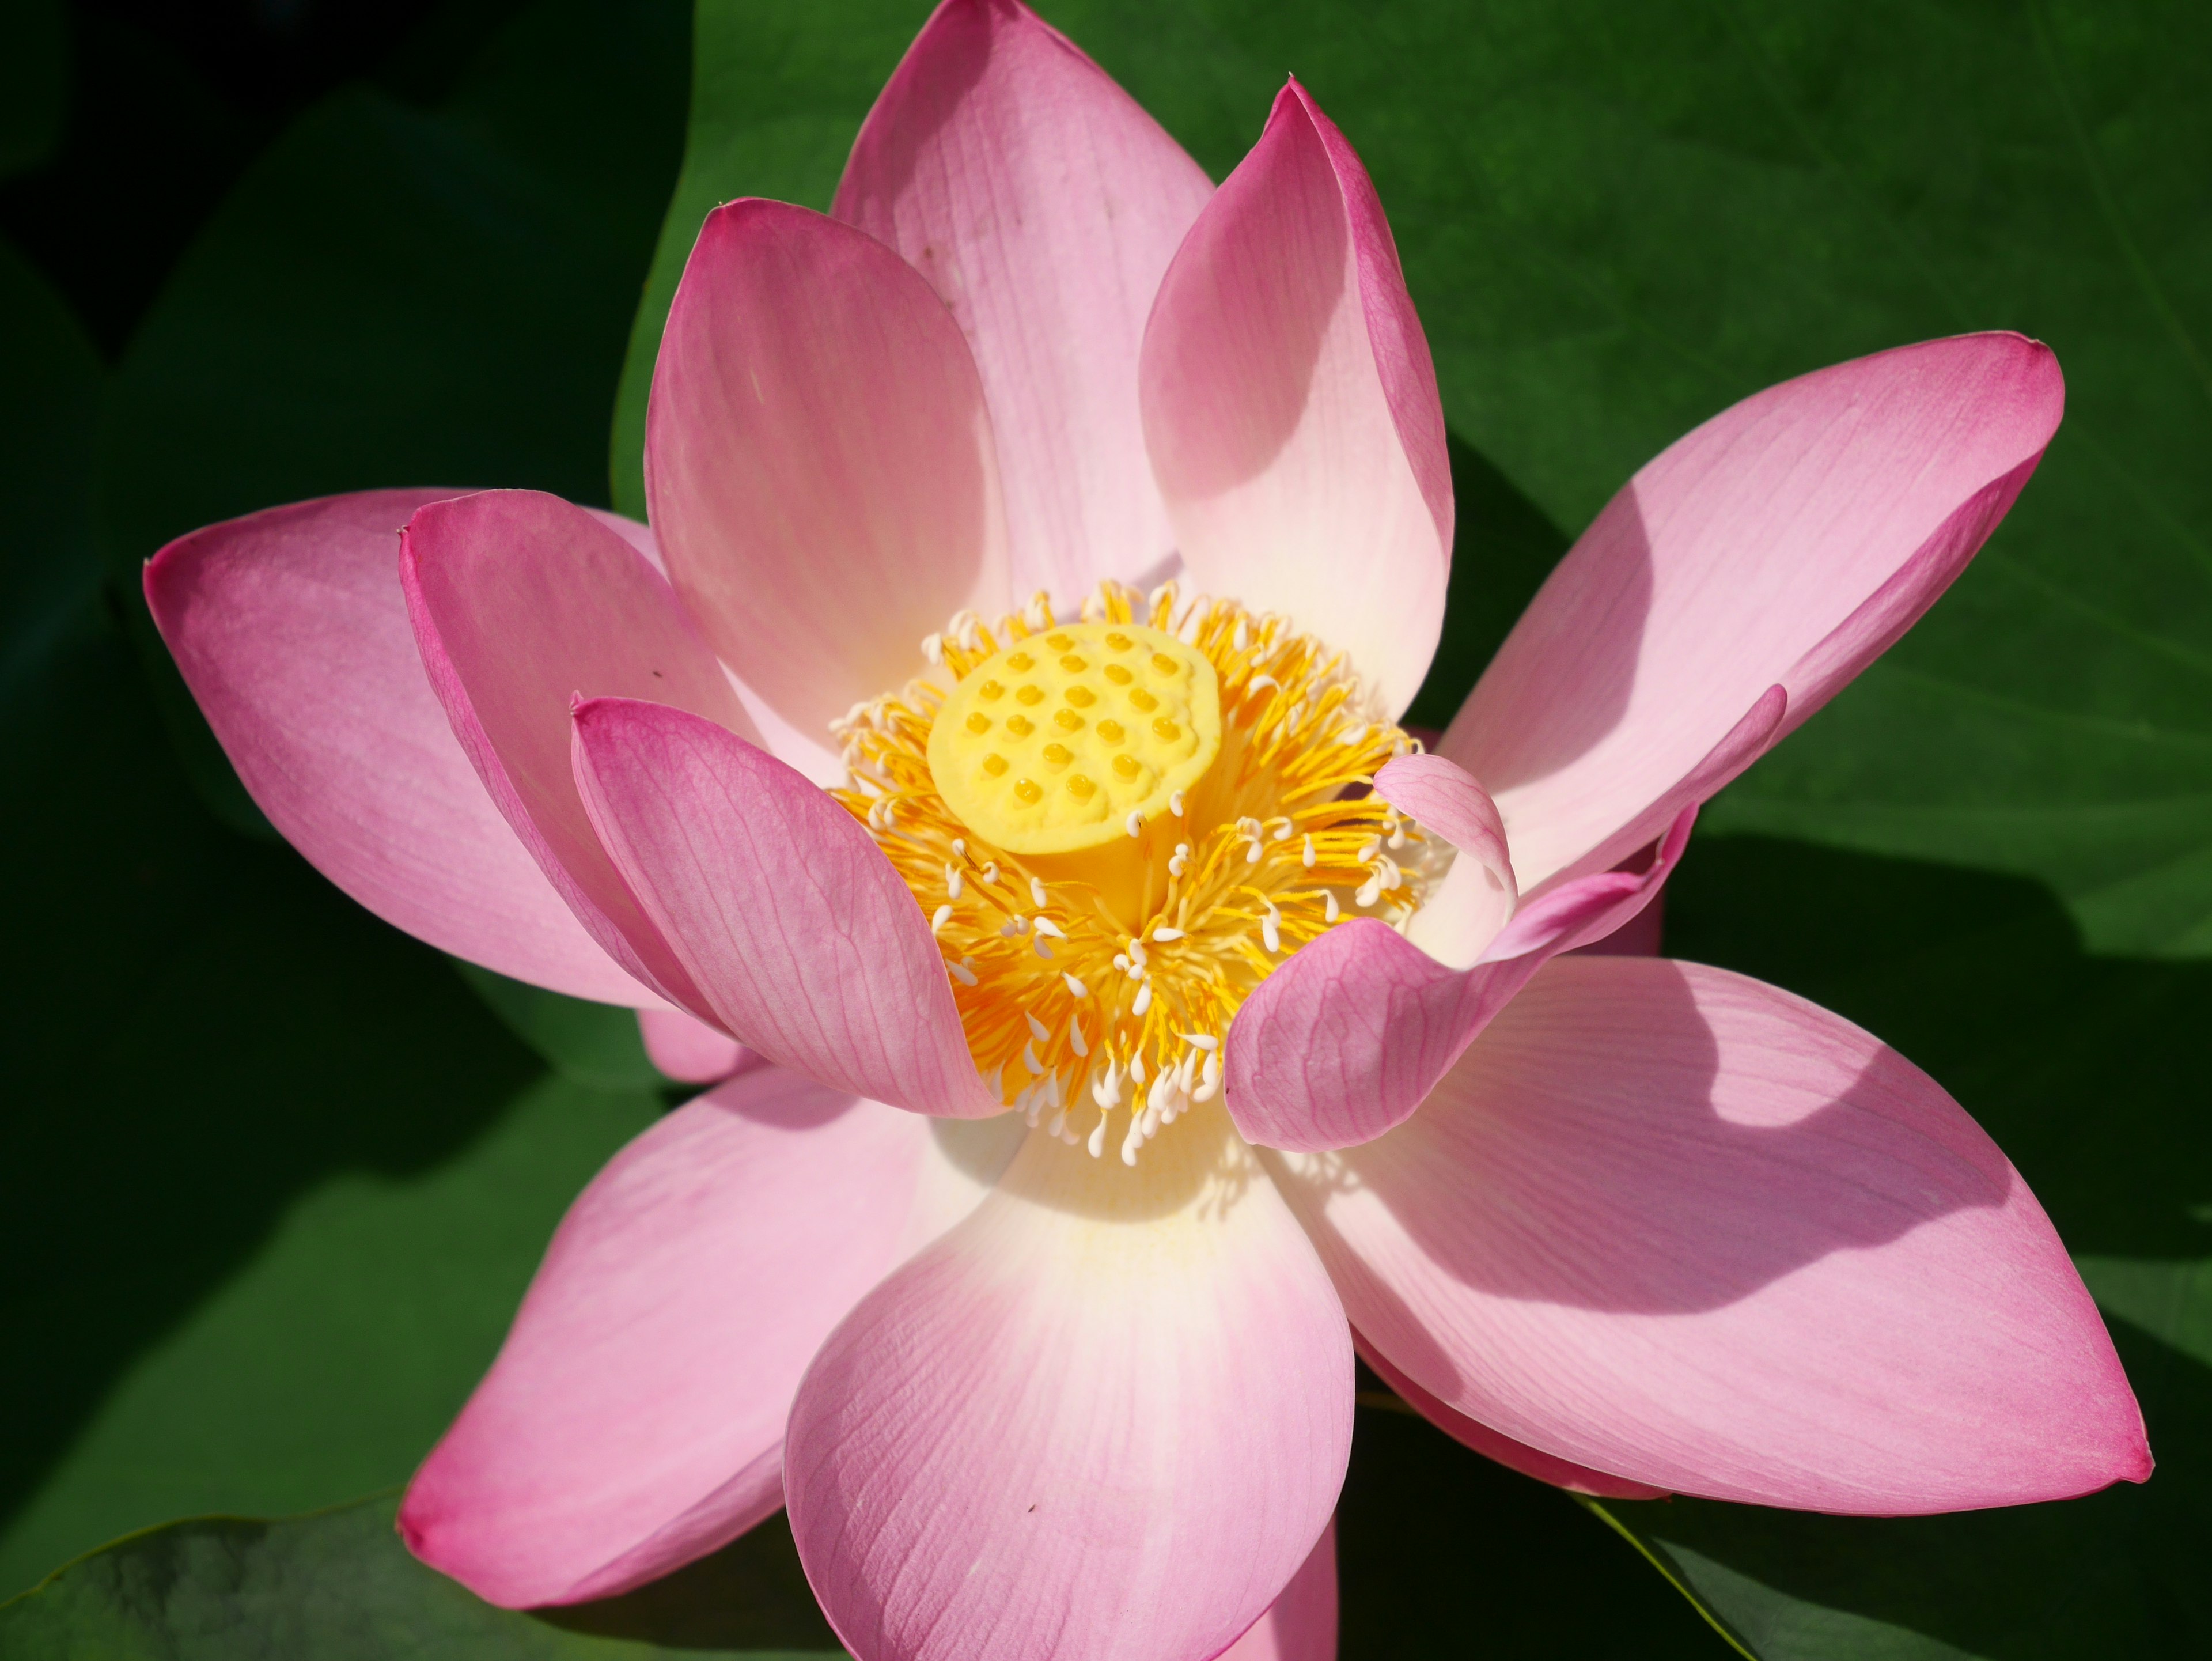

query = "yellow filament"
[836, 583, 1429, 1152]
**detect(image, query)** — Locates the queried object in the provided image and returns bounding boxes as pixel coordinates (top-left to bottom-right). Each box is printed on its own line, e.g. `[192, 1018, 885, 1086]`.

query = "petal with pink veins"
[1271, 955, 2149, 1512]
[786, 1112, 1353, 1661]
[402, 490, 758, 1013]
[570, 696, 1002, 1118]
[1442, 333, 2064, 890]
[398, 1065, 932, 1608]
[835, 0, 1213, 604]
[1354, 1334, 1667, 1500]
[1142, 80, 1451, 720]
[1217, 1518, 1337, 1661]
[647, 198, 1009, 740]
[1224, 798, 1696, 1155]
[143, 489, 652, 1007]
[637, 1007, 747, 1084]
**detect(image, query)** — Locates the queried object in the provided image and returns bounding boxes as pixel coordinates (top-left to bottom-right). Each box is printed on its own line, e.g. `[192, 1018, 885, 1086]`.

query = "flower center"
[925, 620, 1221, 856]
[834, 582, 1430, 1164]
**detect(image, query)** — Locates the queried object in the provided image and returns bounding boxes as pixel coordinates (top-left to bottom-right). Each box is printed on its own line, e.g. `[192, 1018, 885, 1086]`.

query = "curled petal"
[399, 1066, 931, 1607]
[1224, 800, 1694, 1154]
[570, 697, 1001, 1118]
[1142, 80, 1450, 718]
[1376, 752, 1517, 969]
[1444, 334, 2063, 890]
[836, 0, 1213, 602]
[786, 1114, 1353, 1661]
[1277, 956, 2149, 1511]
[143, 489, 649, 1005]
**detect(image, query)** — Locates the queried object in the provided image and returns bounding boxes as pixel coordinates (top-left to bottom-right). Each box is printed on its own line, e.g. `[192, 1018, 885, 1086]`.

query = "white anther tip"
[1152, 926, 1185, 942]
[1063, 973, 1089, 999]
[1169, 791, 1184, 817]
[1181, 1032, 1219, 1051]
[1126, 810, 1143, 838]
[930, 903, 953, 934]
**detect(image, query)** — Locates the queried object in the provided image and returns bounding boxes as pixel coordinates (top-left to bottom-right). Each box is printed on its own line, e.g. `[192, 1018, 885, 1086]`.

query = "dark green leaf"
[0, 490, 651, 1599]
[0, 0, 66, 180]
[1337, 1400, 1728, 1658]
[2, 0, 688, 1596]
[97, 0, 686, 830]
[608, 0, 930, 517]
[0, 1492, 842, 1659]
[453, 961, 663, 1092]
[0, 236, 99, 697]
[104, 0, 687, 553]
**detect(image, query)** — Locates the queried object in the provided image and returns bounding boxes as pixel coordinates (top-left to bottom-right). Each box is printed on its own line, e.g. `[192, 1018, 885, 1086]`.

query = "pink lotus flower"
[144, 2, 2148, 1656]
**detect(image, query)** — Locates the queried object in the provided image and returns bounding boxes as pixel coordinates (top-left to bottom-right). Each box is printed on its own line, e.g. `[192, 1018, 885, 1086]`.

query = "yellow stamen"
[832, 582, 1432, 1165]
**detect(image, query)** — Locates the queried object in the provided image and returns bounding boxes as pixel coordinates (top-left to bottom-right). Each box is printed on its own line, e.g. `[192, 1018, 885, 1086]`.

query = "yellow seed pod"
[927, 620, 1220, 853]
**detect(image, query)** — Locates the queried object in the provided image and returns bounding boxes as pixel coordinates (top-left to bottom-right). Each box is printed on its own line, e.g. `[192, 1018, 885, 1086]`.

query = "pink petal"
[637, 1007, 747, 1084]
[1354, 1335, 1667, 1501]
[398, 1065, 932, 1607]
[1443, 333, 2064, 890]
[143, 489, 650, 1007]
[1217, 1519, 1337, 1661]
[834, 0, 1213, 603]
[1272, 955, 2150, 1511]
[584, 506, 664, 572]
[401, 489, 759, 1013]
[1223, 804, 1692, 1153]
[1374, 753, 1517, 969]
[646, 198, 1009, 740]
[1570, 857, 1669, 958]
[590, 506, 852, 787]
[1141, 80, 1451, 719]
[786, 1115, 1353, 1661]
[570, 696, 1001, 1118]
